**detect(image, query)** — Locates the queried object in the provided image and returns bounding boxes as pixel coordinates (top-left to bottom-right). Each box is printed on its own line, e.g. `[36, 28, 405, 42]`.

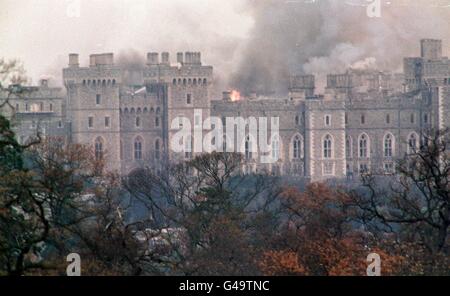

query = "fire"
[230, 90, 241, 102]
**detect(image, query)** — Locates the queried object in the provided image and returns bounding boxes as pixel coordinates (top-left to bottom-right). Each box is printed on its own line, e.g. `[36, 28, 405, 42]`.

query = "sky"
[1, 0, 450, 94]
[0, 0, 253, 88]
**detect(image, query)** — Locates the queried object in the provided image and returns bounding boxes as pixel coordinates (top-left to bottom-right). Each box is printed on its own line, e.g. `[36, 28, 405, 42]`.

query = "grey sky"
[1, 0, 449, 94]
[0, 0, 252, 86]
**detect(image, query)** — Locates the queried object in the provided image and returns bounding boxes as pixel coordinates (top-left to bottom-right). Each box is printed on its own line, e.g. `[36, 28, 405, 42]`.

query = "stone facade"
[1, 40, 449, 181]
[0, 79, 67, 144]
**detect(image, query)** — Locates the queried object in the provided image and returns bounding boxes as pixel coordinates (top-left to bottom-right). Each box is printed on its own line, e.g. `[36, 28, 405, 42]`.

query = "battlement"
[289, 75, 315, 90]
[327, 74, 354, 89]
[90, 53, 114, 67]
[146, 51, 202, 66]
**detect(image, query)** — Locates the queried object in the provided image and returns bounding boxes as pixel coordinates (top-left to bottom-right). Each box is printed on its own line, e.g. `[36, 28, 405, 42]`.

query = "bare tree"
[123, 152, 282, 275]
[353, 129, 449, 254]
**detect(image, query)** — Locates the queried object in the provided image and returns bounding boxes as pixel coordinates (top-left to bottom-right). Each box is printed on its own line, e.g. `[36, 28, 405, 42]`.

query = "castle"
[1, 40, 449, 181]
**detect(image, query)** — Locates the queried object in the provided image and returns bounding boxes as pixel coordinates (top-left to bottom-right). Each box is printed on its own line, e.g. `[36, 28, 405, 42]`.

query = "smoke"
[0, 0, 251, 94]
[230, 0, 450, 95]
[1, 0, 450, 96]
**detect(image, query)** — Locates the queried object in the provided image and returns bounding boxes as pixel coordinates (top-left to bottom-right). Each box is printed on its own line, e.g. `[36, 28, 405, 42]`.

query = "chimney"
[161, 52, 170, 65]
[177, 52, 184, 64]
[40, 79, 49, 87]
[69, 53, 79, 67]
[90, 54, 97, 67]
[90, 53, 114, 67]
[223, 91, 231, 101]
[192, 52, 202, 65]
[147, 52, 159, 65]
[421, 39, 442, 60]
[185, 52, 192, 64]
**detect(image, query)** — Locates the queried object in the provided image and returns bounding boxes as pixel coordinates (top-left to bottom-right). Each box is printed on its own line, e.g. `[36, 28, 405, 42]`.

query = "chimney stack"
[421, 39, 442, 60]
[161, 52, 170, 65]
[185, 52, 192, 64]
[223, 91, 231, 101]
[40, 79, 49, 87]
[69, 53, 79, 67]
[177, 52, 184, 64]
[89, 53, 114, 67]
[192, 52, 201, 65]
[147, 52, 159, 65]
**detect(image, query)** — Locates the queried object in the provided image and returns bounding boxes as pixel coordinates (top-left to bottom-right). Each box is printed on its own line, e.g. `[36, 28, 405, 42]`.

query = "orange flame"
[230, 90, 241, 102]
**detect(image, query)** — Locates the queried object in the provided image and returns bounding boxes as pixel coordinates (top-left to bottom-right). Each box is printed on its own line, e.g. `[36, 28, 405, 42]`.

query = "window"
[96, 94, 101, 105]
[323, 135, 332, 159]
[384, 163, 394, 174]
[292, 163, 303, 176]
[94, 137, 104, 160]
[359, 163, 369, 174]
[223, 135, 228, 152]
[50, 103, 53, 112]
[359, 134, 369, 158]
[155, 117, 160, 127]
[423, 114, 429, 124]
[346, 136, 352, 158]
[184, 136, 193, 159]
[105, 116, 110, 128]
[323, 162, 334, 176]
[136, 116, 141, 127]
[325, 115, 331, 126]
[293, 135, 302, 159]
[408, 133, 418, 154]
[295, 115, 300, 126]
[271, 136, 280, 161]
[15, 103, 19, 112]
[40, 102, 44, 111]
[88, 116, 94, 128]
[386, 114, 390, 124]
[155, 139, 161, 160]
[345, 114, 348, 125]
[187, 94, 192, 104]
[410, 113, 415, 124]
[58, 121, 63, 128]
[421, 135, 429, 149]
[134, 137, 143, 160]
[361, 114, 366, 125]
[120, 141, 123, 160]
[245, 136, 253, 160]
[384, 133, 394, 157]
[25, 103, 29, 112]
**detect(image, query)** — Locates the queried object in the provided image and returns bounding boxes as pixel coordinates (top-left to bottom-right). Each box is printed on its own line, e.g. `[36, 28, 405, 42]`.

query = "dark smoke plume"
[230, 0, 450, 95]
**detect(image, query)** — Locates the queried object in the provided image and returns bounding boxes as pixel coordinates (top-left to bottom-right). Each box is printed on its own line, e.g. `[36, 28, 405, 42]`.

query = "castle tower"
[143, 51, 213, 162]
[63, 53, 122, 172]
[289, 75, 315, 100]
